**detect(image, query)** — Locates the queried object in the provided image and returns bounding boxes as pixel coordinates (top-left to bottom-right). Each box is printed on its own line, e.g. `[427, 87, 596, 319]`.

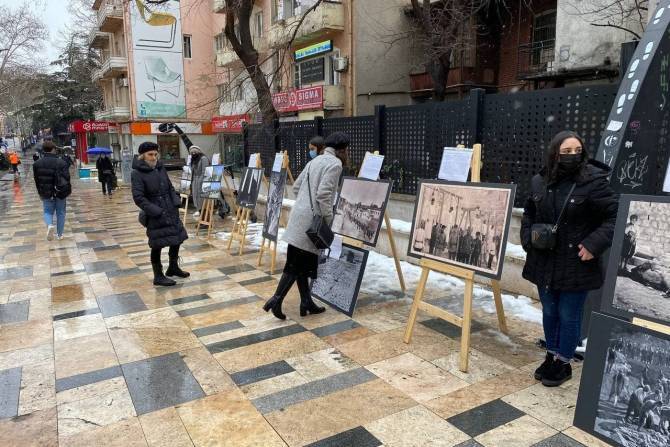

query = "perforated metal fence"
[244, 123, 276, 176]
[279, 120, 316, 178]
[323, 115, 375, 177]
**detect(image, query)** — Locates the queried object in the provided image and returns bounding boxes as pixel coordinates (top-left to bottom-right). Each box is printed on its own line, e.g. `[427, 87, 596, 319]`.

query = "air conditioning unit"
[333, 56, 349, 72]
[120, 78, 129, 87]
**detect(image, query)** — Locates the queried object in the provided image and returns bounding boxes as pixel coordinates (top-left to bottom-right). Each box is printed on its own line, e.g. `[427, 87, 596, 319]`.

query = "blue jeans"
[538, 286, 588, 362]
[42, 198, 66, 236]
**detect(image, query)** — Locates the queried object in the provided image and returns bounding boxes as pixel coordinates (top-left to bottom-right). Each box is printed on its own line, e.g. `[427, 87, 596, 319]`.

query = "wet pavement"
[0, 155, 606, 446]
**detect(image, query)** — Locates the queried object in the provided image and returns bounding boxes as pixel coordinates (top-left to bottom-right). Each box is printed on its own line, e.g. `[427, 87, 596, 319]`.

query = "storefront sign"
[211, 114, 249, 133]
[121, 123, 131, 134]
[299, 58, 325, 84]
[150, 122, 202, 134]
[68, 120, 110, 133]
[295, 40, 332, 61]
[108, 123, 119, 134]
[272, 86, 324, 113]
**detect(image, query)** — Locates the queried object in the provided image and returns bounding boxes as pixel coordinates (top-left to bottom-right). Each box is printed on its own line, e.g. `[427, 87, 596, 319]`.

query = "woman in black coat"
[96, 154, 114, 196]
[521, 130, 618, 387]
[131, 142, 189, 286]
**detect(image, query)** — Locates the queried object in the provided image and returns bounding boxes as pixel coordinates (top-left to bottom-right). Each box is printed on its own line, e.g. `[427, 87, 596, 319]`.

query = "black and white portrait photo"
[311, 245, 369, 317]
[263, 170, 287, 241]
[331, 178, 391, 246]
[602, 195, 670, 327]
[408, 180, 515, 279]
[574, 313, 670, 447]
[237, 167, 264, 209]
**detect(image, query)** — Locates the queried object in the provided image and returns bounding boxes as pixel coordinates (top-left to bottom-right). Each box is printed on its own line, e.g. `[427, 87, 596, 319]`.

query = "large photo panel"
[238, 167, 264, 209]
[601, 194, 670, 327]
[331, 177, 392, 247]
[407, 180, 516, 280]
[263, 169, 287, 242]
[574, 312, 670, 447]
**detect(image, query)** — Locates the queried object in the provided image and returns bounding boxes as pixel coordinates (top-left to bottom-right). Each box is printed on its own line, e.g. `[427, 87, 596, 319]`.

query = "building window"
[293, 49, 340, 88]
[215, 33, 226, 52]
[254, 12, 263, 38]
[531, 10, 556, 67]
[183, 35, 192, 59]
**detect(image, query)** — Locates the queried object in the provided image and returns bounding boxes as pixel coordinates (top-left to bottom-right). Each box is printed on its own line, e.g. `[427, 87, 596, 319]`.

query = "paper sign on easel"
[272, 153, 284, 173]
[248, 153, 259, 168]
[358, 152, 385, 180]
[438, 147, 474, 182]
[212, 153, 221, 165]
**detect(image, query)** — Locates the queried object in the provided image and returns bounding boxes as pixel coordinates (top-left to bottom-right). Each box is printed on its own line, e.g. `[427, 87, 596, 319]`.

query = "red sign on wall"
[211, 114, 249, 133]
[272, 86, 324, 113]
[68, 120, 110, 133]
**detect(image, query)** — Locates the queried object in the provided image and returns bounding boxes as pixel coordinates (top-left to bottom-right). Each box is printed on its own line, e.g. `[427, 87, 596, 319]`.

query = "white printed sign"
[438, 147, 474, 182]
[272, 153, 284, 173]
[248, 153, 259, 168]
[358, 153, 384, 180]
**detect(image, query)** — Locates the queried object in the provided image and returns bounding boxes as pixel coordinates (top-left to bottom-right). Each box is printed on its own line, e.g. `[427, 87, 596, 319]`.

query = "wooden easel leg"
[257, 238, 267, 267]
[404, 267, 430, 344]
[270, 242, 277, 275]
[239, 209, 249, 256]
[227, 208, 241, 251]
[459, 279, 474, 372]
[206, 200, 215, 240]
[384, 213, 406, 293]
[491, 280, 509, 334]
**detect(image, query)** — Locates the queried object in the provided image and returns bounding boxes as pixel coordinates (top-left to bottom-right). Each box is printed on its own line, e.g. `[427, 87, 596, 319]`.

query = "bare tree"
[409, 0, 492, 101]
[0, 2, 48, 86]
[565, 0, 648, 40]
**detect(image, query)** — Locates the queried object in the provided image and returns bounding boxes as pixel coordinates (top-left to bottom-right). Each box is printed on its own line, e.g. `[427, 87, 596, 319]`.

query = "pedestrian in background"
[8, 151, 20, 177]
[263, 132, 349, 320]
[96, 154, 114, 196]
[131, 142, 189, 287]
[307, 136, 325, 161]
[521, 130, 618, 387]
[33, 141, 71, 241]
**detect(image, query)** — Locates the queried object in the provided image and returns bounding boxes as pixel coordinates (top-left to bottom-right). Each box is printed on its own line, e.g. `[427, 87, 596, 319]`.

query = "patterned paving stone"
[176, 295, 259, 317]
[230, 360, 296, 386]
[55, 365, 123, 393]
[0, 301, 29, 324]
[191, 320, 244, 338]
[311, 319, 362, 338]
[447, 399, 525, 438]
[97, 292, 148, 318]
[206, 324, 306, 354]
[0, 367, 21, 418]
[306, 426, 382, 447]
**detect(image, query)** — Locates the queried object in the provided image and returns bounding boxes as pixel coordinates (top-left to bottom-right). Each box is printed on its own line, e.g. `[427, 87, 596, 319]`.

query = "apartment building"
[88, 0, 220, 162]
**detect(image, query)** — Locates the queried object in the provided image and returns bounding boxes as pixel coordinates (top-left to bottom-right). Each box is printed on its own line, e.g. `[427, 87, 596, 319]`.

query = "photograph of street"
[409, 181, 515, 278]
[311, 245, 369, 316]
[237, 167, 263, 209]
[331, 178, 391, 246]
[263, 169, 287, 241]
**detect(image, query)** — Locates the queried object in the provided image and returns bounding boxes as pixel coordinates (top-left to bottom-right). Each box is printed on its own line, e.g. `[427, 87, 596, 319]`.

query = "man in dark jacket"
[131, 142, 189, 287]
[96, 154, 114, 196]
[33, 141, 71, 241]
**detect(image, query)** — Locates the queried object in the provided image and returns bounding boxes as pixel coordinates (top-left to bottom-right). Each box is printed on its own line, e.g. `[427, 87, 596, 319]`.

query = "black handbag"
[305, 168, 334, 250]
[531, 183, 576, 250]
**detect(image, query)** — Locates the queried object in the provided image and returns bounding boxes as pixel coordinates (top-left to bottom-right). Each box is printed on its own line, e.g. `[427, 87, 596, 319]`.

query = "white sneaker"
[193, 211, 200, 218]
[56, 235, 64, 241]
[46, 225, 55, 241]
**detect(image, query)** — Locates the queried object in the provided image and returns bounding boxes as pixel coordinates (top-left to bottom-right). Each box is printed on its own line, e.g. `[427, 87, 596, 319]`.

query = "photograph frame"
[237, 167, 264, 209]
[574, 312, 670, 447]
[601, 194, 670, 327]
[407, 180, 516, 280]
[331, 177, 392, 247]
[262, 169, 288, 242]
[311, 244, 369, 317]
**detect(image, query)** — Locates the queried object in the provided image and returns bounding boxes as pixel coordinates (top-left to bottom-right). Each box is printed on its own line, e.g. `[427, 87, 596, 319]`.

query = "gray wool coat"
[190, 154, 210, 210]
[283, 147, 342, 254]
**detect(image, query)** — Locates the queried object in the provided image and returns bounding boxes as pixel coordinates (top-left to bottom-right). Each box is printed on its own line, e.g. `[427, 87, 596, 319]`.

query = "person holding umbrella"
[96, 152, 114, 196]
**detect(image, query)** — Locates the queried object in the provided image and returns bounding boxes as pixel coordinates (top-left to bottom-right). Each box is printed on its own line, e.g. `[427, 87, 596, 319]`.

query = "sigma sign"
[272, 86, 324, 113]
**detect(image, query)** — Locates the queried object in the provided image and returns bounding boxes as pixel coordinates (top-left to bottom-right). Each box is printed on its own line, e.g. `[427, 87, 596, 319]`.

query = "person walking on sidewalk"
[8, 151, 20, 177]
[521, 130, 618, 387]
[33, 141, 71, 241]
[131, 142, 189, 287]
[96, 154, 114, 196]
[263, 132, 349, 320]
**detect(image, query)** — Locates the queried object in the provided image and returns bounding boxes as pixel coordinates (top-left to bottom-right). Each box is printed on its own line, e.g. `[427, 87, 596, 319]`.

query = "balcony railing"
[92, 56, 128, 81]
[216, 36, 265, 67]
[268, 1, 344, 48]
[88, 30, 110, 49]
[409, 72, 434, 94]
[95, 106, 131, 121]
[517, 39, 555, 78]
[98, 0, 123, 33]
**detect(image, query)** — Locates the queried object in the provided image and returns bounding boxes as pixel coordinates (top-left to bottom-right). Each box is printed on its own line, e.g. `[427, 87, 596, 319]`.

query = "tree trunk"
[428, 49, 452, 101]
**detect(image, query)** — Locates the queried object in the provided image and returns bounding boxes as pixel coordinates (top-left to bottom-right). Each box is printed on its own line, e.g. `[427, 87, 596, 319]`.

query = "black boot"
[152, 262, 176, 286]
[534, 352, 554, 380]
[262, 273, 296, 320]
[297, 276, 325, 317]
[541, 359, 572, 387]
[166, 256, 190, 278]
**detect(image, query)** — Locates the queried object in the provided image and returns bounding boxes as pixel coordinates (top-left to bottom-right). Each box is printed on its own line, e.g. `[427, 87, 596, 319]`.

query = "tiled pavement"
[0, 161, 609, 446]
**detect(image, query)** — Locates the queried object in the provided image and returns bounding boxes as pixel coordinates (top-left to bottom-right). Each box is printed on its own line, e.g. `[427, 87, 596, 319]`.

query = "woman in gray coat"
[189, 146, 210, 217]
[263, 132, 349, 319]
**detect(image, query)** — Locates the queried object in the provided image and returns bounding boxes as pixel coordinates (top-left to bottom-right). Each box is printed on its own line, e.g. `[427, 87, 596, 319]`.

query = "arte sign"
[272, 86, 324, 113]
[212, 114, 249, 133]
[294, 40, 332, 61]
[68, 120, 110, 133]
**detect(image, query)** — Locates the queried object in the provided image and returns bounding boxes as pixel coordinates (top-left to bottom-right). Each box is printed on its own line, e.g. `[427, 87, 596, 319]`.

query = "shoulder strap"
[552, 183, 577, 232]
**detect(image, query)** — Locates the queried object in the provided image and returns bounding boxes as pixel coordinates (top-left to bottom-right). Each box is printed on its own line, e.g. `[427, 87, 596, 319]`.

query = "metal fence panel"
[279, 120, 316, 177]
[323, 115, 375, 176]
[245, 123, 276, 176]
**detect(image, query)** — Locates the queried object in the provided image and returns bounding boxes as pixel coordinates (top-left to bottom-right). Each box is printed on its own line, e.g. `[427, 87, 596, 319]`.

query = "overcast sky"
[0, 0, 74, 65]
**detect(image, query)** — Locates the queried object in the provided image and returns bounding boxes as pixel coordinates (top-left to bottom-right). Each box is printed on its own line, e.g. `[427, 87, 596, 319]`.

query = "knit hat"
[138, 142, 159, 154]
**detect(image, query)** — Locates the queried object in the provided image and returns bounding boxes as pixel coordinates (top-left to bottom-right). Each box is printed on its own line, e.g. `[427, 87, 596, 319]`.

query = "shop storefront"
[67, 120, 113, 163]
[212, 114, 248, 168]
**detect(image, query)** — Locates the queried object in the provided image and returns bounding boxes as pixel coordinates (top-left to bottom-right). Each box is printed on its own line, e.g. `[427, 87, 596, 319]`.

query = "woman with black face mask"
[520, 130, 618, 387]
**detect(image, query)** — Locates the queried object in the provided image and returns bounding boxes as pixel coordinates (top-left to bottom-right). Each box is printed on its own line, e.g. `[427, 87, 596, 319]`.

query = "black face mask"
[558, 154, 582, 175]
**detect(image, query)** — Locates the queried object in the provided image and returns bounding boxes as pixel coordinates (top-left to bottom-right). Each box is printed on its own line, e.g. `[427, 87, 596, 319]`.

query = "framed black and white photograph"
[602, 195, 670, 327]
[237, 167, 264, 209]
[311, 244, 369, 317]
[407, 180, 516, 280]
[574, 312, 670, 447]
[331, 177, 392, 247]
[201, 166, 224, 198]
[179, 166, 192, 194]
[263, 169, 287, 242]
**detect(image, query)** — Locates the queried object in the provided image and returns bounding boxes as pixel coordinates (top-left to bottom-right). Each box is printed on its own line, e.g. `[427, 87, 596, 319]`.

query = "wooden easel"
[195, 197, 216, 239]
[632, 317, 670, 336]
[180, 193, 190, 225]
[257, 151, 293, 275]
[227, 155, 263, 255]
[403, 143, 508, 372]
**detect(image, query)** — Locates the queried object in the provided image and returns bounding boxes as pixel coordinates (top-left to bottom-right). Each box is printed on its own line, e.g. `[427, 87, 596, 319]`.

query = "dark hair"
[42, 141, 56, 152]
[324, 132, 350, 151]
[309, 136, 325, 150]
[138, 141, 159, 154]
[546, 130, 588, 181]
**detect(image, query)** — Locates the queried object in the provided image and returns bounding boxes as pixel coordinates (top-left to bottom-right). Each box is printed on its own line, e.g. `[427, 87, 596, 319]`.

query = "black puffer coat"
[131, 158, 188, 249]
[521, 160, 618, 292]
[33, 153, 70, 200]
